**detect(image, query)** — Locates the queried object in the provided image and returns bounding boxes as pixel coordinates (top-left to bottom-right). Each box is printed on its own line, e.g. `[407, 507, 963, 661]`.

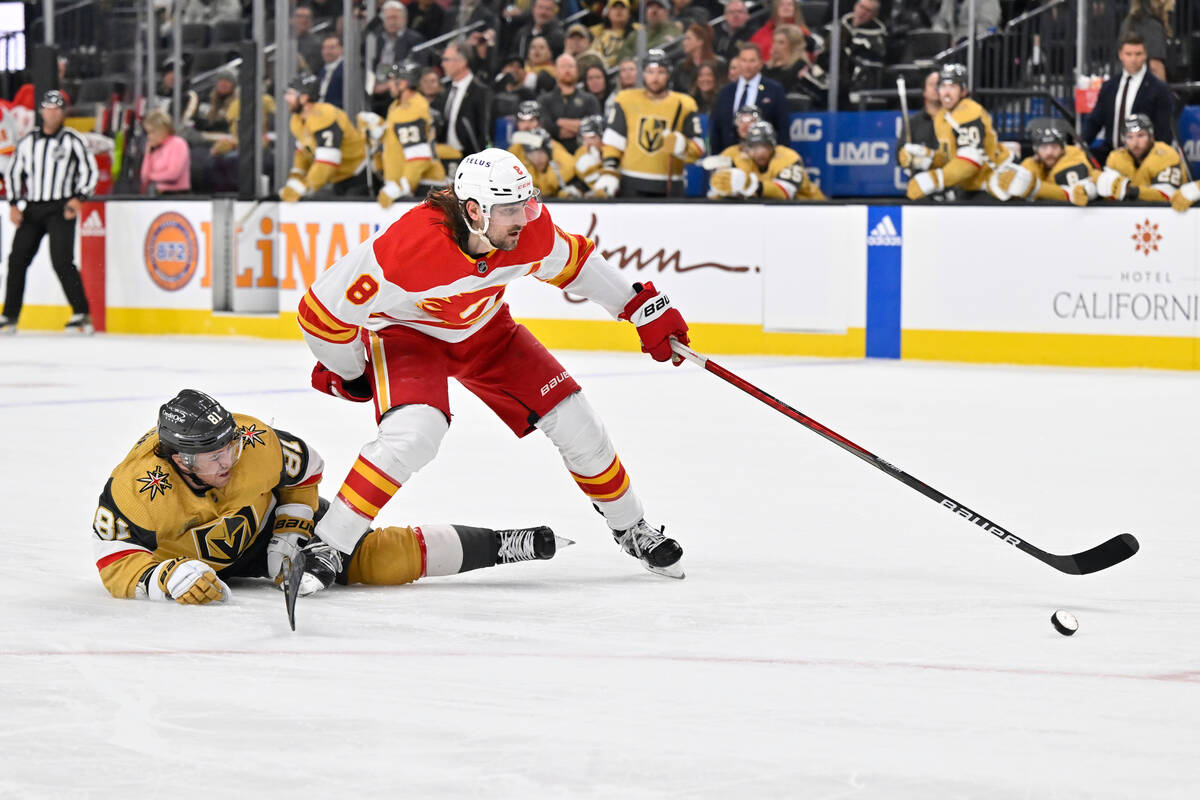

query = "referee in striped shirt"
[1, 90, 98, 334]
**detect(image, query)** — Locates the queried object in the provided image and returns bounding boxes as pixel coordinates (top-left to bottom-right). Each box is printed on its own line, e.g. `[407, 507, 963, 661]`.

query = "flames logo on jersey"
[415, 286, 506, 328]
[137, 466, 173, 500]
[238, 424, 267, 449]
[637, 117, 669, 154]
[192, 507, 257, 565]
[1132, 219, 1162, 256]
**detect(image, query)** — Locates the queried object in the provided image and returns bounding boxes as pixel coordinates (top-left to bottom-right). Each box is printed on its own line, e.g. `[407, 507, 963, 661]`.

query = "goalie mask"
[453, 148, 543, 246]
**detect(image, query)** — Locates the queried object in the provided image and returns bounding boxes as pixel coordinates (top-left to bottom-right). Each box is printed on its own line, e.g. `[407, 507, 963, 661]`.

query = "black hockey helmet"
[744, 120, 777, 149]
[735, 103, 762, 125]
[516, 100, 542, 121]
[938, 63, 968, 87]
[643, 48, 671, 74]
[579, 114, 605, 138]
[1029, 125, 1068, 147]
[379, 60, 422, 89]
[1124, 113, 1153, 139]
[528, 127, 554, 154]
[157, 390, 237, 458]
[287, 72, 320, 100]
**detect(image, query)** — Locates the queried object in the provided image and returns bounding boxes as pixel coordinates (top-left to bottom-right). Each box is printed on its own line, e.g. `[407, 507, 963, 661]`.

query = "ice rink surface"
[1, 334, 1198, 799]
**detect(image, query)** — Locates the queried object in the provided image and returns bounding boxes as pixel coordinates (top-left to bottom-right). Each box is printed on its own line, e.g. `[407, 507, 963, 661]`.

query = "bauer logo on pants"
[144, 211, 199, 291]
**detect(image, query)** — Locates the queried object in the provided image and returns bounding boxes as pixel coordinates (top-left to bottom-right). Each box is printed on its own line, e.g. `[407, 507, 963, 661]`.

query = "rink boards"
[8, 199, 1199, 369]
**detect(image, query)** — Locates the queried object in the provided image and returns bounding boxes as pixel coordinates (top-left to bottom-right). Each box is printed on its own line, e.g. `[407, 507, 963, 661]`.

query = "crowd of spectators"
[10, 0, 1198, 202]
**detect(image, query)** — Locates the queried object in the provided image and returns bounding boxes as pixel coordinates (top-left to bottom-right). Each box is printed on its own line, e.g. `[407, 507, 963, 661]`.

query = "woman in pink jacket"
[140, 110, 191, 195]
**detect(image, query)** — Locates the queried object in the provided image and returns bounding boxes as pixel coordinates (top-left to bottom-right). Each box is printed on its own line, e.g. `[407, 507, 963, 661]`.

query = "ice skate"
[614, 520, 684, 579]
[64, 313, 93, 334]
[297, 537, 344, 595]
[0, 315, 15, 335]
[496, 526, 573, 564]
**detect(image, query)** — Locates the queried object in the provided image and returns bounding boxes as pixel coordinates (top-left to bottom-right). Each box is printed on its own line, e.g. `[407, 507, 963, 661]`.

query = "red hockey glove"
[619, 281, 690, 366]
[311, 362, 373, 402]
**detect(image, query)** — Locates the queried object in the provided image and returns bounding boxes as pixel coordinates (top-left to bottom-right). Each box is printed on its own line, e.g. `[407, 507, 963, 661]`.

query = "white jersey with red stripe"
[298, 200, 637, 379]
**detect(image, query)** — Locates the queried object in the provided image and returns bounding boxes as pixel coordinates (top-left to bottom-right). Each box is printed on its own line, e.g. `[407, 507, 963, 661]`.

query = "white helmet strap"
[462, 198, 501, 249]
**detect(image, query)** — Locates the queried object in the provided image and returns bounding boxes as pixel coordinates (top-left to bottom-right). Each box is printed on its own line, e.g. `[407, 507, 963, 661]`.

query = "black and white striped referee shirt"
[5, 124, 98, 206]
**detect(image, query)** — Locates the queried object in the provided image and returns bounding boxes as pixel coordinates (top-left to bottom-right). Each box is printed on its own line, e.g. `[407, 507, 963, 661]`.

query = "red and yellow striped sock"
[336, 455, 402, 521]
[570, 454, 630, 503]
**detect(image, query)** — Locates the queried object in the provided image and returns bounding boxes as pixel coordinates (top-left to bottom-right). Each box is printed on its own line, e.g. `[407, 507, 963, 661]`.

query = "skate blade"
[554, 535, 576, 550]
[643, 560, 685, 580]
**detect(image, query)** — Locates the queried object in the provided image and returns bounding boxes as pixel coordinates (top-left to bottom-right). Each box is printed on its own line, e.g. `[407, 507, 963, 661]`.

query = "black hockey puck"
[1051, 610, 1078, 636]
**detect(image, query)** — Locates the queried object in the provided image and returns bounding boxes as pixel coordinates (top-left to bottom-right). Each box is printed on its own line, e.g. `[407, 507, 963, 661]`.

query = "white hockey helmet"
[454, 148, 543, 220]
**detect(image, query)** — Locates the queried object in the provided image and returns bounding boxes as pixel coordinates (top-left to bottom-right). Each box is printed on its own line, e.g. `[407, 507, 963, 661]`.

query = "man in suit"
[317, 34, 346, 110]
[370, 1, 428, 115]
[710, 43, 790, 156]
[1081, 32, 1175, 164]
[438, 40, 492, 158]
[511, 0, 565, 60]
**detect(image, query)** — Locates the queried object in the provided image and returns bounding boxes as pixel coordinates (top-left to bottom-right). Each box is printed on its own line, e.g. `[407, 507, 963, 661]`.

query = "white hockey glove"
[574, 149, 601, 176]
[280, 177, 308, 203]
[1096, 168, 1133, 200]
[699, 155, 734, 171]
[510, 130, 542, 148]
[986, 162, 1032, 202]
[592, 172, 619, 197]
[663, 130, 691, 158]
[558, 184, 583, 198]
[146, 558, 231, 605]
[708, 167, 760, 198]
[899, 143, 934, 171]
[357, 111, 385, 144]
[377, 178, 413, 208]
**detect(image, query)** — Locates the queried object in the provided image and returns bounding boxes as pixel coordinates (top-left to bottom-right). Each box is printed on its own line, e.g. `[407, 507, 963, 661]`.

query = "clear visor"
[182, 438, 243, 472]
[489, 191, 543, 224]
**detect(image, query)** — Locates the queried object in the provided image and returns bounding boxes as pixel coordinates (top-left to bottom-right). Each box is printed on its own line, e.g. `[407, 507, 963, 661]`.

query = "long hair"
[1127, 0, 1175, 37]
[769, 24, 810, 69]
[425, 187, 471, 251]
[686, 23, 716, 64]
[771, 0, 806, 28]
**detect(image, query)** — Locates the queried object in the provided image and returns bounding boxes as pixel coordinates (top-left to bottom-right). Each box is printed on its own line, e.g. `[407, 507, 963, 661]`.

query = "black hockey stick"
[670, 341, 1139, 575]
[281, 552, 306, 631]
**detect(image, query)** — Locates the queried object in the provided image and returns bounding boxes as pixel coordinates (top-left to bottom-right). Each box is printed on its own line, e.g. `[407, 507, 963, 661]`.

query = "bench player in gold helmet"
[1096, 114, 1185, 204]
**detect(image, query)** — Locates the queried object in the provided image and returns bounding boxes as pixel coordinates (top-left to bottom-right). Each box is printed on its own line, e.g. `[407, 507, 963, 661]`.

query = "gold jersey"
[1018, 145, 1098, 202]
[289, 101, 366, 191]
[724, 144, 826, 201]
[91, 416, 323, 598]
[1106, 142, 1184, 201]
[510, 139, 577, 190]
[602, 88, 704, 194]
[931, 97, 1010, 192]
[382, 92, 446, 191]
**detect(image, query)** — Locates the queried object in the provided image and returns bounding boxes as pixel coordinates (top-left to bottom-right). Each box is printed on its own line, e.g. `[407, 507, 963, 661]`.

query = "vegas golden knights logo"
[637, 117, 668, 154]
[192, 506, 258, 565]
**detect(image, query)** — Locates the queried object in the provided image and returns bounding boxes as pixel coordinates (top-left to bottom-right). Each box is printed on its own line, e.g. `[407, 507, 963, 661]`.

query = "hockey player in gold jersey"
[516, 128, 568, 197]
[992, 125, 1099, 206]
[508, 101, 576, 189]
[597, 49, 705, 197]
[92, 390, 568, 605]
[280, 73, 368, 202]
[375, 62, 447, 208]
[707, 121, 826, 201]
[716, 105, 764, 161]
[1096, 114, 1184, 204]
[562, 115, 606, 197]
[906, 63, 1012, 201]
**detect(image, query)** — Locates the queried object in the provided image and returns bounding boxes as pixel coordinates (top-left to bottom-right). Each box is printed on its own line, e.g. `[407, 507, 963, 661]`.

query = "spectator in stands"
[583, 63, 610, 109]
[419, 67, 445, 107]
[309, 0, 342, 25]
[764, 24, 813, 94]
[690, 61, 725, 114]
[1081, 32, 1174, 164]
[526, 36, 557, 78]
[371, 1, 428, 114]
[673, 23, 724, 93]
[565, 24, 594, 59]
[193, 69, 238, 133]
[710, 43, 789, 154]
[512, 0, 566, 60]
[209, 86, 276, 192]
[671, 0, 710, 29]
[618, 0, 683, 60]
[318, 34, 346, 109]
[590, 0, 639, 67]
[292, 5, 324, 74]
[409, 0, 447, 41]
[438, 40, 492, 157]
[895, 70, 941, 174]
[606, 57, 640, 114]
[467, 27, 500, 80]
[140, 110, 191, 196]
[751, 0, 810, 62]
[453, 0, 500, 38]
[1119, 0, 1173, 81]
[932, 0, 1000, 44]
[179, 0, 241, 26]
[819, 0, 887, 106]
[155, 63, 198, 123]
[713, 0, 760, 64]
[498, 51, 557, 100]
[539, 54, 602, 151]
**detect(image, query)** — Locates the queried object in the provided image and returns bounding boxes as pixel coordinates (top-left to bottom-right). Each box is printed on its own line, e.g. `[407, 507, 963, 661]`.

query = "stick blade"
[282, 552, 306, 631]
[1056, 533, 1140, 575]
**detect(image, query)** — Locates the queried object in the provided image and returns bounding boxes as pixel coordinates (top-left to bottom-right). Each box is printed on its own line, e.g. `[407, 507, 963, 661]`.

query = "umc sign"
[788, 111, 905, 196]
